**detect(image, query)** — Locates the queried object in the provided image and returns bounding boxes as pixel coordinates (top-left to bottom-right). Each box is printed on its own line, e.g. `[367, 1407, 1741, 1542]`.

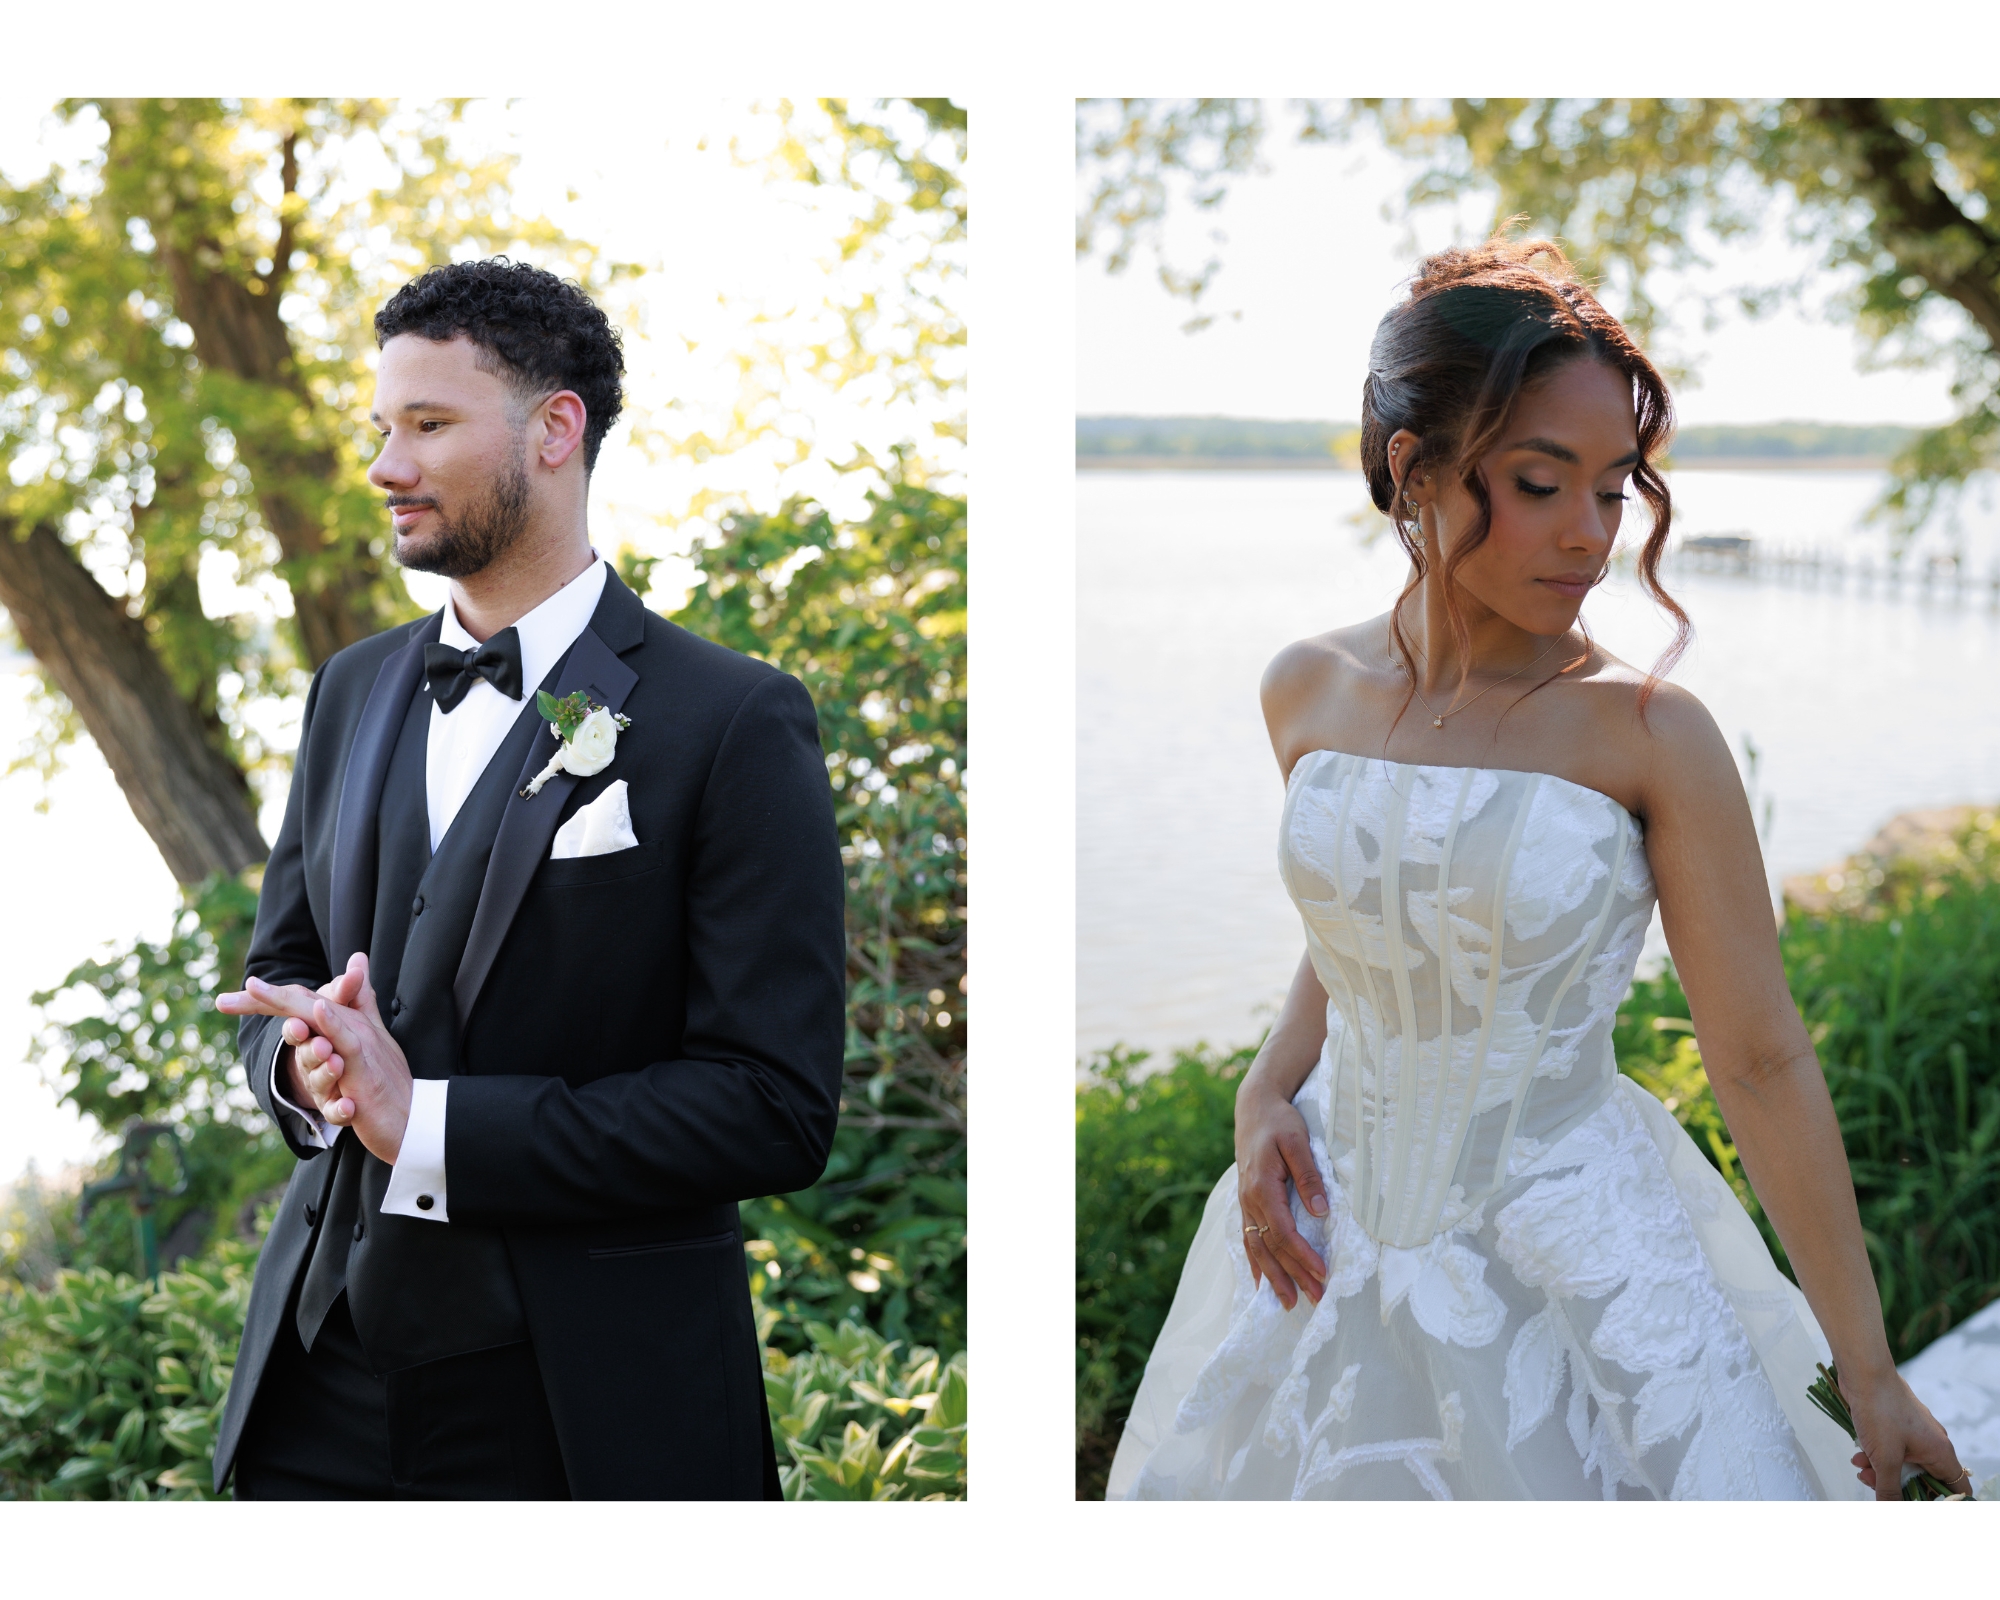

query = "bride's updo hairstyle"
[1361, 234, 1690, 711]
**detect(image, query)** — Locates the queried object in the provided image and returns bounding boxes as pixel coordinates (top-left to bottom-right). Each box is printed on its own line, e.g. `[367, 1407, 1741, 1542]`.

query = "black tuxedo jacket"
[212, 568, 846, 1498]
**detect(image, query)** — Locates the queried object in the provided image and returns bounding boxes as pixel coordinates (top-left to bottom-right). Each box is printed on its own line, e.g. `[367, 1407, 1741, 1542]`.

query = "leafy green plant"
[0, 1239, 257, 1499]
[671, 460, 966, 1361]
[762, 1317, 967, 1501]
[19, 872, 293, 1282]
[1074, 1042, 1251, 1500]
[1, 1239, 969, 1501]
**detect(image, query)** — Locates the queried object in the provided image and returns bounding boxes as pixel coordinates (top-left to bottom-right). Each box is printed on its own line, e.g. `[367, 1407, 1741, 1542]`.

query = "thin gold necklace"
[1399, 632, 1566, 729]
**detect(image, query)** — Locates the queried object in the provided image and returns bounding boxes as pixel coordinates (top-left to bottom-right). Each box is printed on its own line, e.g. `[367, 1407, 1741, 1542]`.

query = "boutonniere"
[521, 689, 632, 798]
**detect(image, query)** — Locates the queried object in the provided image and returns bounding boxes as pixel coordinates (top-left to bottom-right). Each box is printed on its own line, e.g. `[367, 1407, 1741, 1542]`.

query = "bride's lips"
[1538, 572, 1597, 599]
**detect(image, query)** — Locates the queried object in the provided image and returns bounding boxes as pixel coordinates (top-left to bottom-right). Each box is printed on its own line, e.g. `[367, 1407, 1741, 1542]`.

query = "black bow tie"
[424, 627, 524, 712]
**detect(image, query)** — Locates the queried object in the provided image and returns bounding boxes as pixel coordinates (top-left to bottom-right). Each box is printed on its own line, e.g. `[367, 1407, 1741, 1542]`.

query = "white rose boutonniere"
[521, 689, 633, 798]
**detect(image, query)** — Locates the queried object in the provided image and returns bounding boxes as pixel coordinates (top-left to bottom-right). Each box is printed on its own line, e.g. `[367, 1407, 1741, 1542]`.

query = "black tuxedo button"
[353, 1222, 365, 1242]
[391, 997, 403, 1018]
[412, 895, 424, 916]
[416, 1194, 435, 1212]
[303, 1202, 317, 1227]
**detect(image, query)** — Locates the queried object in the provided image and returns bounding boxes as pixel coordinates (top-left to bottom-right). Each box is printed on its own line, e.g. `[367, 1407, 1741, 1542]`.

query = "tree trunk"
[0, 519, 269, 884]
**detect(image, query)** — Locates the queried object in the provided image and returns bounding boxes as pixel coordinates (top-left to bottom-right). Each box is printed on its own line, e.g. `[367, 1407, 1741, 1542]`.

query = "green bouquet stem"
[1805, 1363, 1972, 1500]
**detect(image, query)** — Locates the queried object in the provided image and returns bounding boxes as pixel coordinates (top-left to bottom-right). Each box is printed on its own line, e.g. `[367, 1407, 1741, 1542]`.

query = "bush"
[0, 1236, 966, 1500]
[762, 1316, 967, 1500]
[669, 460, 967, 1361]
[0, 1240, 257, 1499]
[1074, 1042, 1251, 1500]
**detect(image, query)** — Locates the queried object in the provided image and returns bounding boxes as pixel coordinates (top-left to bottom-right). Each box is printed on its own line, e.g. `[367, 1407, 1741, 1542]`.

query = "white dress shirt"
[269, 555, 609, 1223]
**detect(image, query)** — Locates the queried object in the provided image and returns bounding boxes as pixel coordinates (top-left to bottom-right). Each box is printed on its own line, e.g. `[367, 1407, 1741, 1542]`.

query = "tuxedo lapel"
[329, 614, 442, 968]
[452, 572, 645, 1030]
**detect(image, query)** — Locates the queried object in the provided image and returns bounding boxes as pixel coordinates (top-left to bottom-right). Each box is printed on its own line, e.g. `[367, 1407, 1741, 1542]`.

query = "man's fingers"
[218, 976, 325, 1021]
[348, 952, 386, 1027]
[313, 997, 365, 1054]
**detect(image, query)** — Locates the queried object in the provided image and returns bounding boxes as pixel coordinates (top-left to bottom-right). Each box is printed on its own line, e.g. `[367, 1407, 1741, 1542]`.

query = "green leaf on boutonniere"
[537, 689, 595, 741]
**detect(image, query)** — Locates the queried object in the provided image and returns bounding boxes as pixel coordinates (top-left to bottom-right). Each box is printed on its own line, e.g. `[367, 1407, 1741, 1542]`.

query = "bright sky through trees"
[1076, 108, 1962, 428]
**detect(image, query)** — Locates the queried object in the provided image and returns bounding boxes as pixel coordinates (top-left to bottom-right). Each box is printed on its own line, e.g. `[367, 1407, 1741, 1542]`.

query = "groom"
[212, 259, 846, 1499]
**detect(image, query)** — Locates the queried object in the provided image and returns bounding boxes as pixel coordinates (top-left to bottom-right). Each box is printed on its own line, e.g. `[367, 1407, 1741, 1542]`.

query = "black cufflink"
[416, 1194, 434, 1211]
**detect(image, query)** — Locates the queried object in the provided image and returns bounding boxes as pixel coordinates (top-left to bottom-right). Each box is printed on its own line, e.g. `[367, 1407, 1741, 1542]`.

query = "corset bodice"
[1280, 749, 1656, 1249]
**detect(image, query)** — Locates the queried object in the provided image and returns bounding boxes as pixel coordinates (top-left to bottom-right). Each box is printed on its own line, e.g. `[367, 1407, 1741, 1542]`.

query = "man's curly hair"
[374, 258, 625, 473]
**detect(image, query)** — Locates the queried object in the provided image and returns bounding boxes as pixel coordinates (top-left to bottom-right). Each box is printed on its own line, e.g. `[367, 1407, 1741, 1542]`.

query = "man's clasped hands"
[218, 953, 414, 1165]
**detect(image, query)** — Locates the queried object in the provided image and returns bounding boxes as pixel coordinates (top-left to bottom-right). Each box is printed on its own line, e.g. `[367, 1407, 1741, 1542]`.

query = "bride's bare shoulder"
[1572, 647, 1736, 796]
[1261, 619, 1386, 720]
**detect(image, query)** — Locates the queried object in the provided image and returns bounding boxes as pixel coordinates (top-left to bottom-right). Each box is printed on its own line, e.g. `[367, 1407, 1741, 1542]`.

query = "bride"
[1105, 237, 1970, 1502]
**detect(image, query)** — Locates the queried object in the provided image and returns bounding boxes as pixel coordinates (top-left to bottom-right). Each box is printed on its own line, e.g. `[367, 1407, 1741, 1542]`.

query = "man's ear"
[535, 390, 588, 472]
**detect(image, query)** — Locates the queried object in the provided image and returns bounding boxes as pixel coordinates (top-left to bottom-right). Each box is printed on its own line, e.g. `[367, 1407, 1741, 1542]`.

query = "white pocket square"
[550, 779, 638, 860]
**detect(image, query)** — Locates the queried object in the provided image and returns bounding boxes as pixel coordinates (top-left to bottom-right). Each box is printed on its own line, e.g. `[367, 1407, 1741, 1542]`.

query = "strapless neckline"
[1285, 746, 1643, 832]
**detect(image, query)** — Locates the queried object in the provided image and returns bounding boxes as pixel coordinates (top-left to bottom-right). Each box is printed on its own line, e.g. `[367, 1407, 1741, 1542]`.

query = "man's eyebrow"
[1503, 436, 1641, 469]
[367, 400, 453, 424]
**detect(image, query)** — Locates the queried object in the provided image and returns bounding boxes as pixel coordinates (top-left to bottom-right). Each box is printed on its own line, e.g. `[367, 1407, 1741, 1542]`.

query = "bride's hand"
[1235, 1080, 1329, 1311]
[1842, 1366, 1971, 1499]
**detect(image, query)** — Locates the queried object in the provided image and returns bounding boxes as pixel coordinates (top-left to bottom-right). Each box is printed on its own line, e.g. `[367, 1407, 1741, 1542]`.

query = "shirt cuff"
[267, 1037, 336, 1151]
[381, 1078, 450, 1223]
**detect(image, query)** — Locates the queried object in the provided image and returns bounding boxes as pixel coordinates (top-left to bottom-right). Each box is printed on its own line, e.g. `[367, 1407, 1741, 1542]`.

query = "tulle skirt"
[1107, 1073, 1862, 1500]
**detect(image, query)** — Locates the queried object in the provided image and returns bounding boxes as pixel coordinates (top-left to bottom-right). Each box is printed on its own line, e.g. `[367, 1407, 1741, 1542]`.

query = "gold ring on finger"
[1243, 1223, 1270, 1237]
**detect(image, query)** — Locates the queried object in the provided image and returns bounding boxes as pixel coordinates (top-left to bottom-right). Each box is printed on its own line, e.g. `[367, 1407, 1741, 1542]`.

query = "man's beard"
[392, 448, 532, 579]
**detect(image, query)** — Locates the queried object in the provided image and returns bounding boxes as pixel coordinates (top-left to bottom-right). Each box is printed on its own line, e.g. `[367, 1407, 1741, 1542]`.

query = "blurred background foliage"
[1074, 821, 2000, 1498]
[1, 96, 964, 1499]
[1077, 97, 2000, 532]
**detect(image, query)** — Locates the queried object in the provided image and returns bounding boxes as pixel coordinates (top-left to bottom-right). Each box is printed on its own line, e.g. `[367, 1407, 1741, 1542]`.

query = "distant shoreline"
[1077, 455, 1895, 473]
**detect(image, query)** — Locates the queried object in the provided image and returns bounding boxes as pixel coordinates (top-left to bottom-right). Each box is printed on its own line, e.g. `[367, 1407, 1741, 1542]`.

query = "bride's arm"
[1640, 686, 1968, 1499]
[1233, 642, 1348, 1308]
[1235, 953, 1333, 1308]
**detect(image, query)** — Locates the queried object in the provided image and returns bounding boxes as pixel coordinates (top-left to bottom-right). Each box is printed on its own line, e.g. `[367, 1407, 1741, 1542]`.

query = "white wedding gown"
[1108, 750, 1864, 1500]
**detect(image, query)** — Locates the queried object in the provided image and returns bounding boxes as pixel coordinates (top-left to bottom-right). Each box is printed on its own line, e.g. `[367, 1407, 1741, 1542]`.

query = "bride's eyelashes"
[1509, 474, 1629, 504]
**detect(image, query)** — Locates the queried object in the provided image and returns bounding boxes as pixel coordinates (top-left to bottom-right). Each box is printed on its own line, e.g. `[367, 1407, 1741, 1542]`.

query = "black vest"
[293, 676, 548, 1370]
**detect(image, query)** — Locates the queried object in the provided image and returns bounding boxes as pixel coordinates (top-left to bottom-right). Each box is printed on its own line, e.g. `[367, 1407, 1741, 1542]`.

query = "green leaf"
[536, 690, 562, 725]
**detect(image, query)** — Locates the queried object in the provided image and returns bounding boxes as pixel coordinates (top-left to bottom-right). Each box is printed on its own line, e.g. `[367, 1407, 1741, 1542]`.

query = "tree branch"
[1812, 97, 2000, 350]
[0, 519, 268, 884]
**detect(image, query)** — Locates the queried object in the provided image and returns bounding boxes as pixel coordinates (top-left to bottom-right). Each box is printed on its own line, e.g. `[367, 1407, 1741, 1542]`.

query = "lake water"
[1076, 467, 2000, 1061]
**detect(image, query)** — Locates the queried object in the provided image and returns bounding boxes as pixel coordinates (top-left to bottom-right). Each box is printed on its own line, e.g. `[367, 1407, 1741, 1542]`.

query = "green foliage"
[762, 1317, 967, 1500]
[0, 1239, 257, 1499]
[1076, 415, 1360, 462]
[1666, 423, 1920, 462]
[1074, 1042, 1251, 1500]
[0, 98, 617, 801]
[19, 871, 290, 1279]
[0, 1245, 965, 1500]
[674, 457, 966, 1360]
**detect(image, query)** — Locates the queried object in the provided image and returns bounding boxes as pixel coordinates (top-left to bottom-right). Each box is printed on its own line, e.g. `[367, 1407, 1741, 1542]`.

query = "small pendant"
[1432, 716, 1444, 728]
